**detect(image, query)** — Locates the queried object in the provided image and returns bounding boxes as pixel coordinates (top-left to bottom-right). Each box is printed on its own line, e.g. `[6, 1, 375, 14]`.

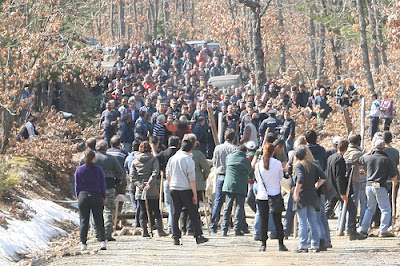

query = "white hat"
[245, 141, 256, 150]
[332, 136, 342, 145]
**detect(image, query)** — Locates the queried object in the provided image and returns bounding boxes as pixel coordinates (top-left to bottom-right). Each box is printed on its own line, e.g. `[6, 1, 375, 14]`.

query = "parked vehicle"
[208, 75, 242, 89]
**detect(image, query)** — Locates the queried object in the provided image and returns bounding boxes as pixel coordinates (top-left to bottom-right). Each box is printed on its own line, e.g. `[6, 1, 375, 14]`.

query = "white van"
[186, 41, 221, 52]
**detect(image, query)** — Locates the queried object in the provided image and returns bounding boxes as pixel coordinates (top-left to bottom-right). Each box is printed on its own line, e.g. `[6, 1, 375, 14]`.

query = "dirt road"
[49, 225, 400, 266]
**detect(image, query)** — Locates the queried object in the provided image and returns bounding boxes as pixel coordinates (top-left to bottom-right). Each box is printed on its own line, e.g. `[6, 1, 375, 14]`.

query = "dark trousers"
[78, 191, 105, 244]
[138, 199, 161, 222]
[339, 195, 357, 233]
[181, 191, 203, 233]
[170, 189, 203, 238]
[104, 127, 116, 147]
[370, 117, 379, 140]
[325, 195, 340, 218]
[257, 200, 284, 245]
[383, 118, 392, 131]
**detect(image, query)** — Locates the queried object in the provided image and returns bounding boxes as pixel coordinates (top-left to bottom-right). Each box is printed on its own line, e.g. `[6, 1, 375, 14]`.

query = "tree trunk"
[0, 108, 13, 153]
[356, 0, 375, 91]
[366, 0, 380, 74]
[277, 1, 286, 73]
[372, 0, 387, 66]
[110, 0, 115, 41]
[317, 0, 327, 78]
[163, 0, 169, 37]
[330, 36, 341, 80]
[309, 5, 317, 80]
[119, 0, 125, 40]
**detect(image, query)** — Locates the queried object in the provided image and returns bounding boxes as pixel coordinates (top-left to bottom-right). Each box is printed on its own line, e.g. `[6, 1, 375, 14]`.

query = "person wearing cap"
[327, 139, 367, 241]
[326, 136, 342, 158]
[359, 138, 398, 237]
[258, 110, 281, 142]
[293, 145, 326, 252]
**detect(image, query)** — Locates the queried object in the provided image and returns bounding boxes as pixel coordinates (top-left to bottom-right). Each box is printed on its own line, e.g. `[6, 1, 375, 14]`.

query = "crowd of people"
[74, 38, 399, 252]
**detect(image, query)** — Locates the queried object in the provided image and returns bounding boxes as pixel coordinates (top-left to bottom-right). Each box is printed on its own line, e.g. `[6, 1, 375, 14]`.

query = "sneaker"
[100, 241, 107, 250]
[259, 245, 266, 252]
[309, 248, 320, 253]
[279, 244, 288, 251]
[379, 232, 395, 238]
[350, 233, 367, 241]
[234, 231, 244, 236]
[221, 231, 228, 237]
[173, 237, 181, 245]
[293, 248, 308, 253]
[81, 244, 87, 251]
[196, 236, 209, 244]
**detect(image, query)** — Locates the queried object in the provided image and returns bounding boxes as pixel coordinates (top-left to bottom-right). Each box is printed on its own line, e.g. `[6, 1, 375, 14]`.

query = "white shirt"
[255, 158, 283, 200]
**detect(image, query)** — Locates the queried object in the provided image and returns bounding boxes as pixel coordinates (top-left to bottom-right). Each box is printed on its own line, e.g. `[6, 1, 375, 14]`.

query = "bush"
[0, 164, 21, 198]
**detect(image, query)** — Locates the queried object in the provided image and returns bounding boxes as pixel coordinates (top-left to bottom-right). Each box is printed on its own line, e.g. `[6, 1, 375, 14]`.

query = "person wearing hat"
[326, 136, 343, 158]
[258, 110, 281, 143]
[359, 138, 398, 237]
[293, 146, 326, 252]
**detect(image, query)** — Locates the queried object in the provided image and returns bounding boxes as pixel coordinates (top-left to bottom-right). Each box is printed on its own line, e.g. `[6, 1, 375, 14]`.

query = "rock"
[30, 257, 46, 266]
[61, 251, 71, 257]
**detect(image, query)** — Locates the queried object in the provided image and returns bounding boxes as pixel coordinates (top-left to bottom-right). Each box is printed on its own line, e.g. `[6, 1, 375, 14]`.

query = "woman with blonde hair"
[255, 143, 288, 252]
[292, 146, 326, 252]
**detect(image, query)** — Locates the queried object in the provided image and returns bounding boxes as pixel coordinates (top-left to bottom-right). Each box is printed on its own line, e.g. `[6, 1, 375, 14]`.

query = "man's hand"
[144, 184, 151, 191]
[110, 120, 117, 126]
[293, 193, 300, 203]
[192, 194, 198, 205]
[341, 194, 348, 203]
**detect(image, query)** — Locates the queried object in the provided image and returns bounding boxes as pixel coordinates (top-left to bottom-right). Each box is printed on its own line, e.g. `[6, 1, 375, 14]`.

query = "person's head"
[373, 138, 386, 151]
[110, 136, 121, 148]
[182, 133, 197, 145]
[157, 114, 166, 124]
[293, 146, 311, 173]
[139, 110, 147, 118]
[305, 130, 317, 144]
[168, 136, 180, 148]
[262, 143, 275, 170]
[244, 115, 252, 125]
[150, 136, 159, 147]
[371, 93, 378, 100]
[197, 116, 206, 125]
[337, 139, 349, 154]
[332, 136, 342, 148]
[181, 139, 193, 153]
[138, 141, 151, 153]
[349, 134, 361, 146]
[132, 140, 141, 152]
[96, 139, 108, 152]
[294, 136, 307, 148]
[383, 131, 392, 144]
[273, 139, 285, 154]
[123, 113, 132, 123]
[224, 128, 236, 143]
[245, 141, 256, 151]
[265, 132, 277, 144]
[284, 111, 290, 120]
[237, 144, 247, 153]
[84, 149, 96, 169]
[85, 137, 96, 150]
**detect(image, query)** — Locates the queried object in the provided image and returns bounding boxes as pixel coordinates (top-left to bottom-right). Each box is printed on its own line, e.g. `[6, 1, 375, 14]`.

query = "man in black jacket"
[326, 139, 366, 241]
[157, 136, 180, 234]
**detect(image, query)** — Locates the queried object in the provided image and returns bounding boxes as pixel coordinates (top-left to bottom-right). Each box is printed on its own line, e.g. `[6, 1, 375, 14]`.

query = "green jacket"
[191, 149, 210, 191]
[222, 150, 251, 196]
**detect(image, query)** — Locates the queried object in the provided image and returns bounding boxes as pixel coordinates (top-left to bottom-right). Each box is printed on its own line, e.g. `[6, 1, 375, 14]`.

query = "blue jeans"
[221, 193, 245, 233]
[163, 180, 173, 231]
[283, 192, 295, 237]
[317, 195, 330, 245]
[360, 186, 392, 233]
[253, 183, 260, 237]
[129, 182, 140, 227]
[359, 176, 367, 225]
[297, 206, 320, 249]
[285, 139, 294, 152]
[210, 176, 226, 231]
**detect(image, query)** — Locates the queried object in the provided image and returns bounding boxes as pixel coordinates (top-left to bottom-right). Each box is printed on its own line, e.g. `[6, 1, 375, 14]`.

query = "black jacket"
[156, 146, 178, 171]
[326, 153, 349, 196]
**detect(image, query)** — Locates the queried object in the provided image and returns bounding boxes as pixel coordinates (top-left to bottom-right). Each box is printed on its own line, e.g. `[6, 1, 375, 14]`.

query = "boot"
[319, 239, 327, 251]
[349, 228, 367, 241]
[140, 220, 150, 237]
[156, 218, 168, 237]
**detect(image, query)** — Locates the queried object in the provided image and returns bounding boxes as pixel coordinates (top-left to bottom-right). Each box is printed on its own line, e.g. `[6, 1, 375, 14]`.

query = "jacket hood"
[135, 152, 154, 162]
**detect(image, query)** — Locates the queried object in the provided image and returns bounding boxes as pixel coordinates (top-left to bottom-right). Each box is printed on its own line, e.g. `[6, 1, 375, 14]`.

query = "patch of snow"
[0, 198, 79, 265]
